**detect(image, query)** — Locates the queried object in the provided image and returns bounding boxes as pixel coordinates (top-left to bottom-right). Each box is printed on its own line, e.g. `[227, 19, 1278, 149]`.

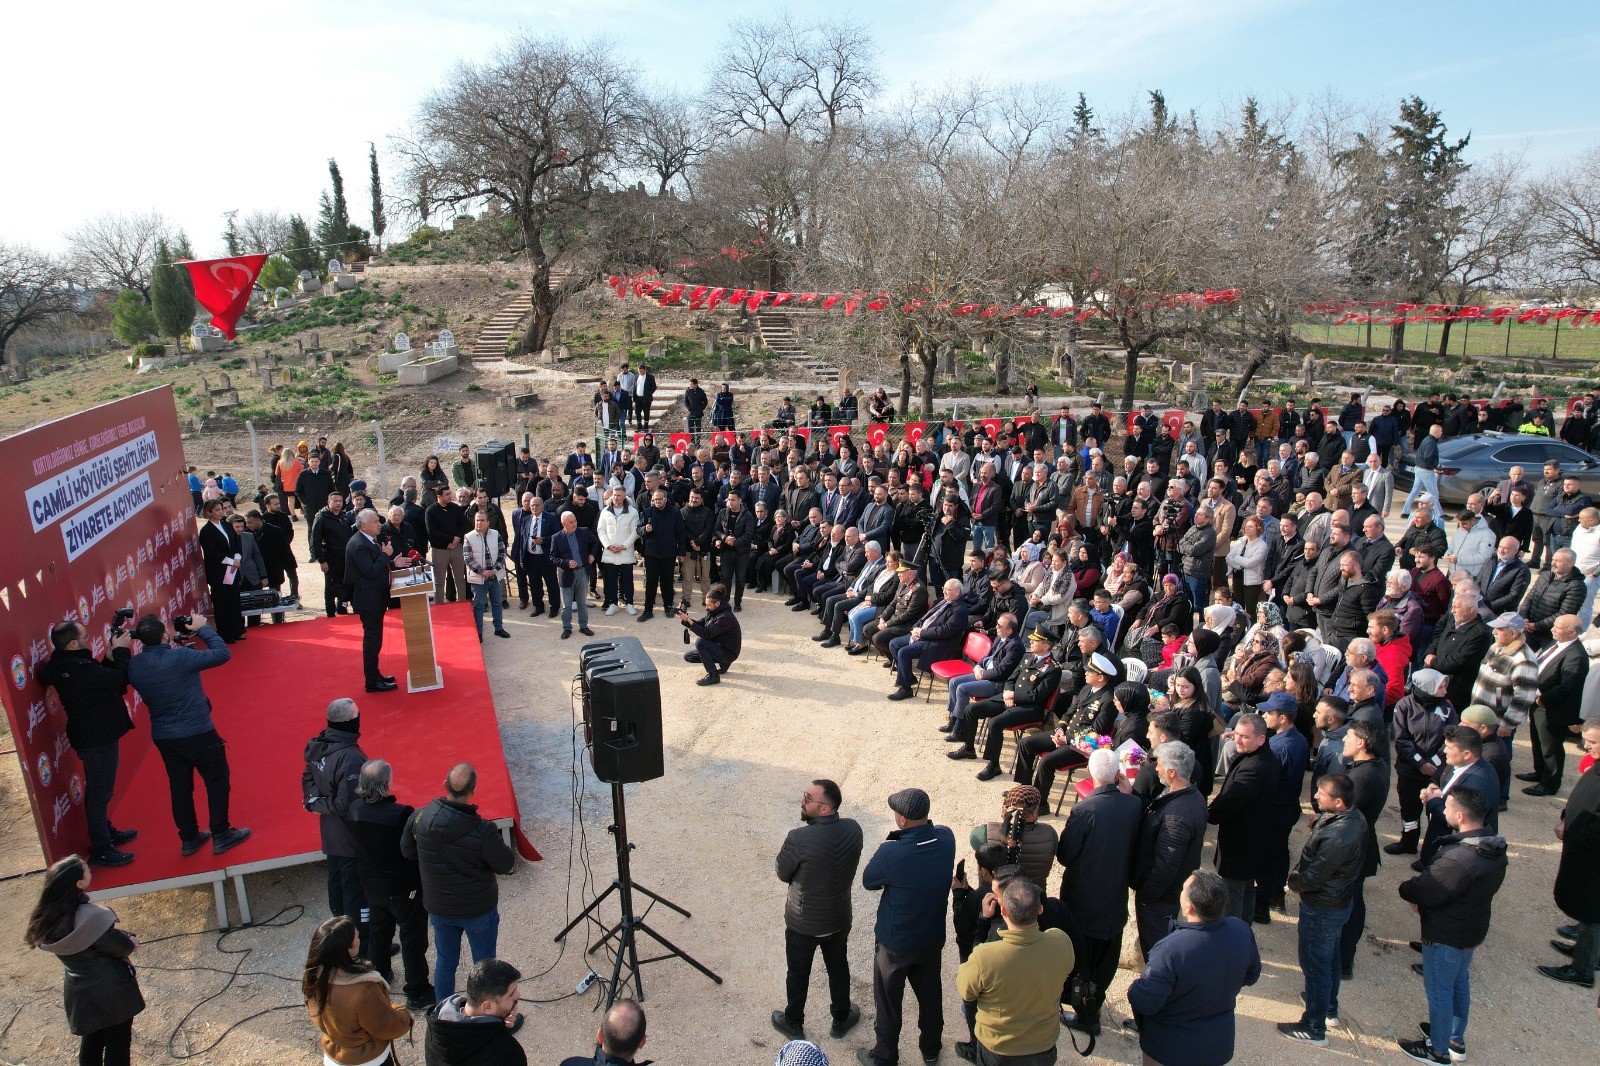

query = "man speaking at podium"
[347, 509, 398, 692]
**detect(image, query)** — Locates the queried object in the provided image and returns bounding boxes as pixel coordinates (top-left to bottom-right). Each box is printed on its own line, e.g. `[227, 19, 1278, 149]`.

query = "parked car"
[1395, 432, 1600, 506]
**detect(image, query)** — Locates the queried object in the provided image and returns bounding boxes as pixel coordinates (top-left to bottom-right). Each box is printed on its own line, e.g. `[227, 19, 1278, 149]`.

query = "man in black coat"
[771, 778, 866, 1043]
[348, 759, 433, 1010]
[1525, 614, 1589, 796]
[197, 499, 245, 641]
[402, 763, 516, 1004]
[345, 509, 397, 692]
[302, 697, 369, 944]
[869, 564, 930, 656]
[426, 958, 528, 1066]
[1521, 551, 1586, 650]
[1207, 712, 1282, 923]
[1396, 786, 1508, 1064]
[1131, 741, 1209, 958]
[310, 492, 354, 617]
[38, 621, 138, 867]
[1057, 749, 1143, 1036]
[636, 488, 686, 621]
[1475, 537, 1531, 618]
[1418, 726, 1501, 866]
[1425, 594, 1493, 714]
[683, 377, 709, 436]
[678, 583, 741, 685]
[296, 452, 334, 519]
[1542, 721, 1600, 987]
[245, 509, 295, 619]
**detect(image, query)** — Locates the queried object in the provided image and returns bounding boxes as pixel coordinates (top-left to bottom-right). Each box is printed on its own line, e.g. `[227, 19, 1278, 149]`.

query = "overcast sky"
[7, 0, 1596, 258]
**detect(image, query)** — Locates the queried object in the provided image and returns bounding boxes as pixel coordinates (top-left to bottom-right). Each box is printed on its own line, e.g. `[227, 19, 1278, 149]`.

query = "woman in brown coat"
[303, 916, 413, 1065]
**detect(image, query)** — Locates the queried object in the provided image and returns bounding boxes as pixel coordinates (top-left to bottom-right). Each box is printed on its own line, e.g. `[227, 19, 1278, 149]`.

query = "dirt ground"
[3, 505, 1598, 1066]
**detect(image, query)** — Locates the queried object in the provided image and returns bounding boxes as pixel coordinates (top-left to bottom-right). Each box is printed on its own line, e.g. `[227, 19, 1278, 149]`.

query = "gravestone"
[437, 328, 455, 349]
[720, 350, 729, 373]
[199, 391, 214, 416]
[838, 368, 857, 396]
[937, 344, 955, 376]
[559, 344, 572, 361]
[197, 375, 209, 394]
[260, 369, 276, 392]
[953, 356, 967, 384]
[191, 322, 225, 353]
[297, 269, 321, 294]
[217, 372, 231, 390]
[550, 326, 562, 345]
[1301, 353, 1315, 389]
[646, 343, 662, 361]
[295, 338, 303, 355]
[308, 333, 320, 351]
[704, 337, 716, 356]
[394, 332, 410, 352]
[328, 258, 344, 275]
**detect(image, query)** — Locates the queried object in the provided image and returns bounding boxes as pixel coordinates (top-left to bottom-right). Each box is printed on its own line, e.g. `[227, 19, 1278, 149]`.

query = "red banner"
[668, 433, 693, 455]
[979, 417, 1003, 440]
[632, 432, 655, 451]
[181, 254, 268, 339]
[791, 427, 811, 448]
[827, 425, 851, 449]
[0, 388, 204, 866]
[865, 423, 890, 447]
[1014, 415, 1034, 426]
[711, 430, 736, 448]
[904, 422, 928, 446]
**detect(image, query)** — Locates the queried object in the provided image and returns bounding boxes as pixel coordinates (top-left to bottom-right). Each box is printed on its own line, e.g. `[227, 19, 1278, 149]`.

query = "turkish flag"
[632, 432, 650, 450]
[904, 421, 927, 446]
[669, 433, 692, 454]
[979, 417, 1003, 440]
[791, 427, 811, 448]
[1014, 415, 1034, 426]
[827, 425, 850, 448]
[1162, 410, 1185, 436]
[866, 422, 889, 447]
[711, 430, 736, 448]
[181, 254, 267, 339]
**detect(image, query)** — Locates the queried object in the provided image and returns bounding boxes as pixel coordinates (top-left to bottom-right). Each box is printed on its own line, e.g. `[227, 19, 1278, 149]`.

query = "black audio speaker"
[579, 637, 663, 783]
[476, 440, 516, 498]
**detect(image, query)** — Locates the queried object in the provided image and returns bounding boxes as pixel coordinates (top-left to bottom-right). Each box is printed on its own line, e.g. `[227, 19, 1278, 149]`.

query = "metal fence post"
[373, 419, 386, 493]
[518, 418, 528, 450]
[246, 420, 260, 491]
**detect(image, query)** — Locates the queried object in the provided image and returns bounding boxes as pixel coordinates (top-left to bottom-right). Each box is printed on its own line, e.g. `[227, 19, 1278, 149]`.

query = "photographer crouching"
[676, 583, 741, 687]
[38, 614, 140, 867]
[125, 614, 252, 858]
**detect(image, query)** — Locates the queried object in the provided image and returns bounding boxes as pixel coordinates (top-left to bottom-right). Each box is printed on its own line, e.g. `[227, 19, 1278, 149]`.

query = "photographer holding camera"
[38, 615, 140, 867]
[126, 614, 252, 857]
[676, 582, 741, 687]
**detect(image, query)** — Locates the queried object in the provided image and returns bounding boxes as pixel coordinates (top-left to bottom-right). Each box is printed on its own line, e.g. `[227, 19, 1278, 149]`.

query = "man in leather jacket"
[1279, 774, 1368, 1047]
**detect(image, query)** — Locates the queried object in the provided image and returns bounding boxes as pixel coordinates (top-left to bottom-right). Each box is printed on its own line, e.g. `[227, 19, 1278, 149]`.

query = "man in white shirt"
[1443, 510, 1495, 578]
[1569, 507, 1600, 627]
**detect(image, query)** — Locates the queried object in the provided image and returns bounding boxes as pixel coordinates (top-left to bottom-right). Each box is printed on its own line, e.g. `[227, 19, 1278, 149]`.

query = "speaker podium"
[390, 565, 442, 693]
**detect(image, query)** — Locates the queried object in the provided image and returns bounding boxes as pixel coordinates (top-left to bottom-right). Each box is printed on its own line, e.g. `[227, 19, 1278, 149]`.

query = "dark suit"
[511, 508, 560, 611]
[1475, 556, 1531, 618]
[345, 531, 393, 685]
[1420, 759, 1499, 865]
[1532, 640, 1589, 789]
[1207, 743, 1282, 920]
[1059, 783, 1144, 1023]
[198, 519, 245, 639]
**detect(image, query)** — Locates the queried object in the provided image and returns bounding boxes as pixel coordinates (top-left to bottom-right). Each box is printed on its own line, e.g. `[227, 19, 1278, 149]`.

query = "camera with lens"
[109, 606, 136, 638]
[172, 615, 194, 635]
[677, 597, 693, 643]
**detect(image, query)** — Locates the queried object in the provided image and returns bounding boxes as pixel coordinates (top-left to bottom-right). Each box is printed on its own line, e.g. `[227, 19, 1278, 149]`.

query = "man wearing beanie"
[859, 788, 956, 1066]
[303, 698, 370, 934]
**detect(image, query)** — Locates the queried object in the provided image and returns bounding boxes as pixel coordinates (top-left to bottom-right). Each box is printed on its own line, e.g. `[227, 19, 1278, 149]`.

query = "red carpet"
[91, 603, 520, 893]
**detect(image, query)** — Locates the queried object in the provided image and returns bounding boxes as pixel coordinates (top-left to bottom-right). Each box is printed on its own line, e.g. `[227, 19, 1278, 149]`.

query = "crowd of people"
[30, 387, 1600, 1065]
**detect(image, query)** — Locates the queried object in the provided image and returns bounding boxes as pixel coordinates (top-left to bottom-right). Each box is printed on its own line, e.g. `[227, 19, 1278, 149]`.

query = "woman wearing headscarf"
[1067, 542, 1102, 599]
[1140, 574, 1194, 642]
[1190, 628, 1225, 716]
[1224, 629, 1281, 705]
[1112, 681, 1153, 753]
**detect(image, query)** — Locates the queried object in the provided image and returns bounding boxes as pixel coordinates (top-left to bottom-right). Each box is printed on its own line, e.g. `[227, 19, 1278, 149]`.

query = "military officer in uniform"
[948, 628, 1062, 775]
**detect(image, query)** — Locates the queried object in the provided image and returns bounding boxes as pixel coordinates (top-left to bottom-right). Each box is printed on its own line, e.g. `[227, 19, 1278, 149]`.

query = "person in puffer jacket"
[1390, 669, 1458, 855]
[302, 698, 370, 940]
[771, 778, 865, 1043]
[401, 763, 515, 1004]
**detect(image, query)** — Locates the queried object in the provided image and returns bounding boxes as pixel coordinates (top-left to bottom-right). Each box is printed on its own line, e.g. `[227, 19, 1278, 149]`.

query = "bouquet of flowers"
[1073, 732, 1115, 755]
[1114, 738, 1148, 773]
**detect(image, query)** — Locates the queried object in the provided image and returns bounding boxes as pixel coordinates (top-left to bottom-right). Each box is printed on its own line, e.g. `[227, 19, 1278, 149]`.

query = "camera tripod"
[554, 780, 722, 1007]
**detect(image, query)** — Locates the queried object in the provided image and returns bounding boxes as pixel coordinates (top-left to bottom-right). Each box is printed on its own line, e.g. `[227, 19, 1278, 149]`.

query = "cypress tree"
[150, 240, 197, 349]
[369, 143, 387, 251]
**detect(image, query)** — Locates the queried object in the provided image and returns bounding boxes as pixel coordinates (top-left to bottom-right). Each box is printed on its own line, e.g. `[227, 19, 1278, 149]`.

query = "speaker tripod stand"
[554, 780, 722, 1006]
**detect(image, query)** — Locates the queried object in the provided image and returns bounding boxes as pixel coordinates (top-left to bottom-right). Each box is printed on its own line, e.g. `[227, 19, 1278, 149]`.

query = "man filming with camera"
[676, 582, 741, 686]
[38, 616, 140, 867]
[126, 614, 252, 857]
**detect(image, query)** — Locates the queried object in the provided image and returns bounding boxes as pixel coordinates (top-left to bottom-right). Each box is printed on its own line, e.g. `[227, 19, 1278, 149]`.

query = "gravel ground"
[1, 505, 1596, 1066]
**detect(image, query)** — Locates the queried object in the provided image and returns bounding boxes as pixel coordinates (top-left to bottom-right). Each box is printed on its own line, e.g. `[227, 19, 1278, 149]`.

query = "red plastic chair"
[921, 631, 992, 702]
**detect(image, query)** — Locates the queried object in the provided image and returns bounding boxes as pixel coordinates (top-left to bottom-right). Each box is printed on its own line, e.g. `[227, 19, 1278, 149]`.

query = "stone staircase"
[757, 311, 837, 384]
[470, 292, 534, 362]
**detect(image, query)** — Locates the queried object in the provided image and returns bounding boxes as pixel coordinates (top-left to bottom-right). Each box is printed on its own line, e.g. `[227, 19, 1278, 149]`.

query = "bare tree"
[627, 90, 712, 195]
[706, 16, 879, 140]
[1434, 154, 1536, 354]
[1531, 145, 1600, 289]
[237, 210, 294, 256]
[65, 211, 173, 299]
[396, 35, 638, 354]
[0, 243, 78, 365]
